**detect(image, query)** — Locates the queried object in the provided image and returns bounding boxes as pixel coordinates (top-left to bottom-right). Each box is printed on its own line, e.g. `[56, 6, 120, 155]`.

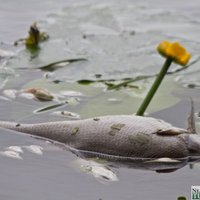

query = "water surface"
[0, 0, 200, 199]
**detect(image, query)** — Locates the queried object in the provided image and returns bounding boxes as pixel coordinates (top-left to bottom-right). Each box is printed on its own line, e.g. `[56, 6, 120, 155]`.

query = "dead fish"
[0, 100, 199, 159]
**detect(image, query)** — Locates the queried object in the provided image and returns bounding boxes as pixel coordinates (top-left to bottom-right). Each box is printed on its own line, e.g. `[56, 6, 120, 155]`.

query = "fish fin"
[156, 129, 188, 136]
[187, 98, 196, 133]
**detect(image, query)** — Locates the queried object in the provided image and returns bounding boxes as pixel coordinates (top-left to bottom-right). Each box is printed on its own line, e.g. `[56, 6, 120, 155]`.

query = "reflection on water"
[1, 135, 200, 177]
[1, 128, 200, 200]
[71, 147, 200, 174]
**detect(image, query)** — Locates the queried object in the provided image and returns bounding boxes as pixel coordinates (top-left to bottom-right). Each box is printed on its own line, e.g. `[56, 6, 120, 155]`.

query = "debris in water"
[59, 90, 83, 97]
[23, 145, 43, 155]
[0, 150, 23, 160]
[19, 92, 35, 100]
[2, 89, 17, 99]
[107, 98, 121, 103]
[16, 123, 21, 127]
[6, 146, 23, 153]
[72, 159, 118, 183]
[95, 74, 102, 78]
[23, 87, 54, 101]
[52, 111, 80, 119]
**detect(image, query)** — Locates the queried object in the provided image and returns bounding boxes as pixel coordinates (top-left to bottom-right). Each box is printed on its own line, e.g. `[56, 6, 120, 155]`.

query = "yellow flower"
[157, 41, 191, 66]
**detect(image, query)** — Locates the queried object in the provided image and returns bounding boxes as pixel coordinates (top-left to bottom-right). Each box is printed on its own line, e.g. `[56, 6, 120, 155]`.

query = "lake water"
[0, 0, 200, 199]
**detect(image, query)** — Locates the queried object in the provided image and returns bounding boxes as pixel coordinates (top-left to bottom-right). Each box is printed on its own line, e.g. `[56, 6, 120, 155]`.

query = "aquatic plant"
[23, 87, 54, 101]
[136, 41, 191, 116]
[14, 22, 49, 48]
[25, 22, 49, 48]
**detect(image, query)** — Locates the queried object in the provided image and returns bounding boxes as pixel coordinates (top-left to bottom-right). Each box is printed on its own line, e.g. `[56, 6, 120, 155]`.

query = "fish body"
[0, 115, 200, 159]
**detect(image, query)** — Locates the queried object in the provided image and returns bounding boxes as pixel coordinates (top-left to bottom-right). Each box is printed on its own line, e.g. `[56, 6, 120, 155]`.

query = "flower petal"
[157, 41, 191, 66]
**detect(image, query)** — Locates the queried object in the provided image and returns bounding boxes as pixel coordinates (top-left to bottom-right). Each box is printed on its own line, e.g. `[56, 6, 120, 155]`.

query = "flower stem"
[136, 57, 173, 116]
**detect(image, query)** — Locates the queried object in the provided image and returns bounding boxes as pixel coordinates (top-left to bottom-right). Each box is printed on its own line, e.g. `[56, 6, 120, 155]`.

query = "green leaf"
[77, 76, 147, 90]
[38, 58, 87, 72]
[34, 101, 68, 113]
[77, 80, 96, 85]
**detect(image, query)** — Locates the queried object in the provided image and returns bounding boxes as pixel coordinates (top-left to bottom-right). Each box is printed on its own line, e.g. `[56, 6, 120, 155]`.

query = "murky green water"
[0, 0, 200, 199]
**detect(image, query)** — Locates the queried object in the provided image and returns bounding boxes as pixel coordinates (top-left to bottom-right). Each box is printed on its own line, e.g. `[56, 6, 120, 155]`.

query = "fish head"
[187, 134, 200, 156]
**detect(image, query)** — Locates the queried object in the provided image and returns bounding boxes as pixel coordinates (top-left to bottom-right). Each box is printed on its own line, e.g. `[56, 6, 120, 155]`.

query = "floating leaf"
[34, 101, 68, 113]
[77, 76, 150, 90]
[106, 81, 139, 90]
[77, 80, 96, 85]
[77, 66, 194, 90]
[38, 58, 87, 72]
[104, 82, 115, 88]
